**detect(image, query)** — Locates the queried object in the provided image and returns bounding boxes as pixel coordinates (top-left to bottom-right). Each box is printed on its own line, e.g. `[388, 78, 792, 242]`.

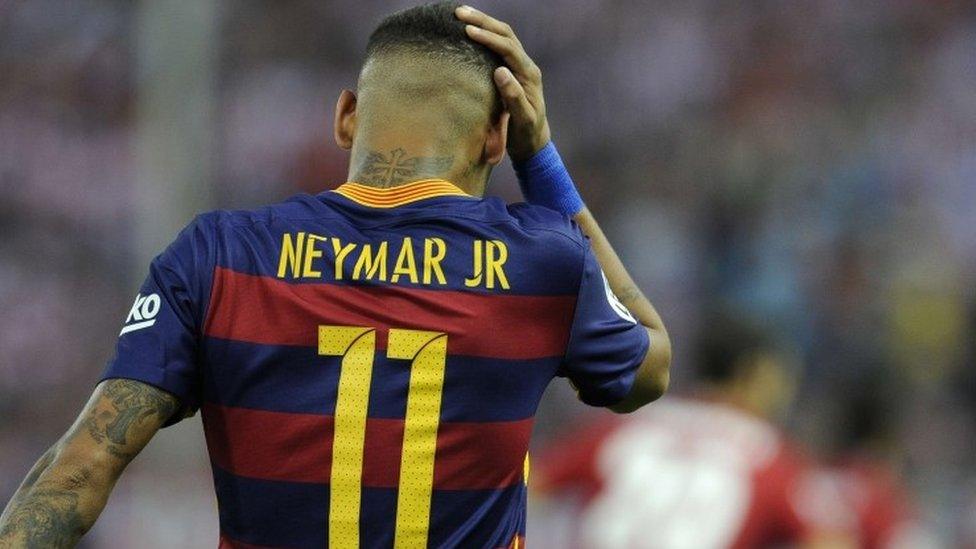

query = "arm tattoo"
[0, 458, 90, 547]
[83, 379, 180, 460]
[0, 484, 84, 548]
[616, 285, 643, 306]
[351, 148, 454, 187]
[0, 380, 180, 546]
[0, 448, 56, 520]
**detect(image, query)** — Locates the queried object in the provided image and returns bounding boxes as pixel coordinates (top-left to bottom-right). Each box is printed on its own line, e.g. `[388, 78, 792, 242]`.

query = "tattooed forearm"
[3, 447, 55, 509]
[0, 454, 90, 548]
[0, 484, 85, 548]
[351, 147, 454, 187]
[0, 380, 179, 547]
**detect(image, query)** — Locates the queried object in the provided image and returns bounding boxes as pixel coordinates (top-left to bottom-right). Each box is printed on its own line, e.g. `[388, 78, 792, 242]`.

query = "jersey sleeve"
[559, 242, 650, 407]
[100, 215, 215, 425]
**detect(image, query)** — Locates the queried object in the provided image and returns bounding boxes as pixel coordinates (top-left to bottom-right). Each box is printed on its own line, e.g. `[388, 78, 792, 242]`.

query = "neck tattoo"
[351, 148, 454, 188]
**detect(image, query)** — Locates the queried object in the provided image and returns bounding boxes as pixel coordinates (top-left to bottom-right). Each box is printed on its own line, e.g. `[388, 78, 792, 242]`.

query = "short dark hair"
[365, 2, 503, 96]
[366, 2, 502, 73]
[696, 310, 776, 384]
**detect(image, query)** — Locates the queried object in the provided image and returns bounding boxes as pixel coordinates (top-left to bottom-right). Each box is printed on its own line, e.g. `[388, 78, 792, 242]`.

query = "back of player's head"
[365, 2, 502, 82]
[359, 2, 503, 128]
[695, 309, 778, 385]
[834, 372, 900, 454]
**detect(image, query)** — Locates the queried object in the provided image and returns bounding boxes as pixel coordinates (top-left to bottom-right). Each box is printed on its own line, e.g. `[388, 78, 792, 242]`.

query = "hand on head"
[455, 5, 552, 162]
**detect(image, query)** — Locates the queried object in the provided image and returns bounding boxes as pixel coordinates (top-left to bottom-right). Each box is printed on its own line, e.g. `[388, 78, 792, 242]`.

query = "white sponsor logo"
[120, 293, 162, 335]
[601, 270, 637, 324]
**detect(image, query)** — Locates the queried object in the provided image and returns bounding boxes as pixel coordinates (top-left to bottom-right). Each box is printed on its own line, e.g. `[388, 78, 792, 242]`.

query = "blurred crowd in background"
[1, 1, 974, 547]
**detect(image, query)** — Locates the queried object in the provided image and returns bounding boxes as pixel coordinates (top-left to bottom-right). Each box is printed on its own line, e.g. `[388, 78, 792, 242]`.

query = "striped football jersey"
[103, 179, 649, 548]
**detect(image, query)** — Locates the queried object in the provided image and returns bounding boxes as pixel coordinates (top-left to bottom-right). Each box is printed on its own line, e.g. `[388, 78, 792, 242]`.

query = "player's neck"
[346, 139, 488, 196]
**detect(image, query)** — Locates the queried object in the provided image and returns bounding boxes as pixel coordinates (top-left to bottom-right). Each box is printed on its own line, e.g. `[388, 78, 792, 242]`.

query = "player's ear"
[484, 110, 509, 166]
[334, 89, 357, 150]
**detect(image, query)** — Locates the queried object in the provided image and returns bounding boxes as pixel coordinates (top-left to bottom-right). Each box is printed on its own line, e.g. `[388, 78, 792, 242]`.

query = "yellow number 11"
[318, 325, 448, 549]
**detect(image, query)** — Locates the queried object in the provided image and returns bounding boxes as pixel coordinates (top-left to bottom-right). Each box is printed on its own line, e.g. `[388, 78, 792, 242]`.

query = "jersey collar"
[332, 179, 471, 208]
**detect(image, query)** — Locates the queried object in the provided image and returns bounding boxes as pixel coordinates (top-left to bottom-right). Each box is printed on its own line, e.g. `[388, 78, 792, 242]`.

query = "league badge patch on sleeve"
[601, 270, 637, 324]
[120, 293, 162, 335]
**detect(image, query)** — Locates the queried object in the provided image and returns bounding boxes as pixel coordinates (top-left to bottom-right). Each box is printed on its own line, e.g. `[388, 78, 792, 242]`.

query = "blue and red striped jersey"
[102, 179, 649, 549]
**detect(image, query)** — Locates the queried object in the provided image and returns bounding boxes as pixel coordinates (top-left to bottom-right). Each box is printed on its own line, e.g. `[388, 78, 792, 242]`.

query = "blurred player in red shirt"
[828, 379, 937, 549]
[533, 312, 854, 549]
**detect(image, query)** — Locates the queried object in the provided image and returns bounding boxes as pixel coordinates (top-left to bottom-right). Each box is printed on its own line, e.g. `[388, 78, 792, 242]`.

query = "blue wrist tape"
[513, 142, 585, 216]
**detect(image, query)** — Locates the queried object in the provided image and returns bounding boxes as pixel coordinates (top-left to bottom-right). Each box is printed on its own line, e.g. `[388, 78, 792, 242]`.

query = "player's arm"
[457, 5, 671, 412]
[571, 209, 671, 411]
[0, 379, 178, 548]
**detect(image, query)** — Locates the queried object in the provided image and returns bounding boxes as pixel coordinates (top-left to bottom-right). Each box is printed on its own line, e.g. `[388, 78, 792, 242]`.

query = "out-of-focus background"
[1, 1, 974, 547]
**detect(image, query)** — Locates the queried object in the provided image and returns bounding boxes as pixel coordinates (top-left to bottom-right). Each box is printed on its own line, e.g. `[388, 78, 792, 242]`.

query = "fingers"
[493, 66, 534, 119]
[455, 5, 517, 41]
[456, 5, 537, 79]
[464, 24, 527, 69]
[457, 4, 549, 157]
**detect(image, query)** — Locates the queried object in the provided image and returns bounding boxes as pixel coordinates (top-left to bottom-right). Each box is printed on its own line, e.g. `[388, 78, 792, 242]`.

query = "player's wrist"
[513, 141, 585, 217]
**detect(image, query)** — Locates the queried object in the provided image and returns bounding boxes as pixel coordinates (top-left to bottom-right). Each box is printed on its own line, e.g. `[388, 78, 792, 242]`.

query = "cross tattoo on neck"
[353, 148, 454, 188]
